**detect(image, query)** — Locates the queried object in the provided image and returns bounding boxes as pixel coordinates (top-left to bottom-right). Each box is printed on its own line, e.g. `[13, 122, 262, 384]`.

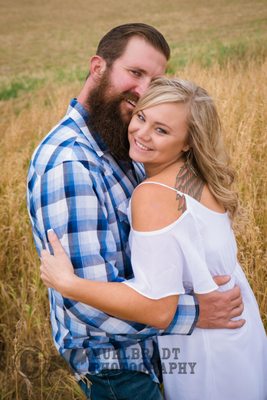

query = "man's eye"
[130, 70, 142, 77]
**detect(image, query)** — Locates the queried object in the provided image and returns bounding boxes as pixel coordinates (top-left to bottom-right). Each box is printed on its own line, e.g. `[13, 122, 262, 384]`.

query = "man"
[27, 23, 244, 399]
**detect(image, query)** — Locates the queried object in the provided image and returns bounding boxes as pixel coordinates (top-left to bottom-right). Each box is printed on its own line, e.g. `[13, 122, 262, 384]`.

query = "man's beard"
[87, 72, 138, 161]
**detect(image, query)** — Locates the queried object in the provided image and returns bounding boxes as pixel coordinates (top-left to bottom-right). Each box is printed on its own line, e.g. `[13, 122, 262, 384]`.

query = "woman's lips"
[134, 139, 153, 151]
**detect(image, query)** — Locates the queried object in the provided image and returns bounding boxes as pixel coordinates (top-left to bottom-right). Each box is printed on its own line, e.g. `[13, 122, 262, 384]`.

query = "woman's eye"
[137, 113, 145, 121]
[156, 127, 167, 135]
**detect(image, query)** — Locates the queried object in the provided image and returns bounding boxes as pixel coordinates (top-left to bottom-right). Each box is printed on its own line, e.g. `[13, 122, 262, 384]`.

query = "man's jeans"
[78, 369, 163, 400]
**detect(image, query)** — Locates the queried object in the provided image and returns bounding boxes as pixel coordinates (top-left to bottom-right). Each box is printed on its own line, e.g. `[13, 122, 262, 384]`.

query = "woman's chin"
[129, 151, 144, 164]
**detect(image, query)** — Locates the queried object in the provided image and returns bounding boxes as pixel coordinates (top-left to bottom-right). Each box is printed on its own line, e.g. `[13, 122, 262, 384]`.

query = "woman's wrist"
[59, 274, 78, 298]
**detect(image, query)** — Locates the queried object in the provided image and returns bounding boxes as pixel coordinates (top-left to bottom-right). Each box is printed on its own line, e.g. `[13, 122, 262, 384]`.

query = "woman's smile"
[134, 139, 153, 151]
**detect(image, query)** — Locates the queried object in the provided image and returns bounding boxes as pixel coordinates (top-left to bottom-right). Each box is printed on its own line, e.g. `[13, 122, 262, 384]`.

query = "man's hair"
[96, 23, 170, 66]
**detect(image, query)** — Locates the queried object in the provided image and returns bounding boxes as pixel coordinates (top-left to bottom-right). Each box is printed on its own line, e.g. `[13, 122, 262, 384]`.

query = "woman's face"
[128, 102, 190, 176]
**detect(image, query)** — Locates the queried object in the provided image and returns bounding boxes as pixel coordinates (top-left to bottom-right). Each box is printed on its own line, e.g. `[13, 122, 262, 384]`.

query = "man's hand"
[196, 275, 245, 329]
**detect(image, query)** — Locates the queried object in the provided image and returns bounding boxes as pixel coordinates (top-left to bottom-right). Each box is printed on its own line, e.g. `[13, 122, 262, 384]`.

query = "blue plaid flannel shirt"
[27, 98, 198, 382]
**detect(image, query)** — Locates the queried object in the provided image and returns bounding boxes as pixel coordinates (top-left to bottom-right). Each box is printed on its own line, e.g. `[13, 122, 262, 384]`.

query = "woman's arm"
[41, 230, 178, 330]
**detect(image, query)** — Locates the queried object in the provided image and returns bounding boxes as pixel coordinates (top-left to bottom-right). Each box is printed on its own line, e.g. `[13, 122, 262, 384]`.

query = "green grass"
[167, 36, 267, 72]
[1, 37, 266, 101]
[0, 77, 45, 100]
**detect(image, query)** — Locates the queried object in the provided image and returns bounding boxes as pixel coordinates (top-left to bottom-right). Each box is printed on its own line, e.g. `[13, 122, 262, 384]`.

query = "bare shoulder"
[131, 181, 183, 232]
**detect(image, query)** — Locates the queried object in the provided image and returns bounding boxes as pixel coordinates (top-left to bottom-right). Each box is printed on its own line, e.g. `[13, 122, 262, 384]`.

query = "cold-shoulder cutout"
[131, 181, 187, 232]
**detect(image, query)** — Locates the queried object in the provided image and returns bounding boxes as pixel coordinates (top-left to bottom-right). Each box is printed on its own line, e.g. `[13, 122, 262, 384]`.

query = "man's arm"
[196, 275, 245, 329]
[166, 277, 245, 334]
[40, 230, 245, 334]
[39, 208, 244, 336]
[31, 160, 244, 336]
[29, 159, 200, 336]
[29, 161, 146, 334]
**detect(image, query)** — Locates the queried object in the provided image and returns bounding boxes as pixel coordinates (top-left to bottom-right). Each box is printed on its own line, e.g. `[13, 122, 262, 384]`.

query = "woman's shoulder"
[131, 179, 184, 232]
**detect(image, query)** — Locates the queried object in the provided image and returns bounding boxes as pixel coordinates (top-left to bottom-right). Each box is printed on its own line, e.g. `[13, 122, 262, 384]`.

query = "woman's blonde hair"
[134, 77, 238, 218]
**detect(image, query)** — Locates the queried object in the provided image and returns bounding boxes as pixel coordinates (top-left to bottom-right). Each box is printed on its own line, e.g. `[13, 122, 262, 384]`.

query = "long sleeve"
[29, 160, 163, 337]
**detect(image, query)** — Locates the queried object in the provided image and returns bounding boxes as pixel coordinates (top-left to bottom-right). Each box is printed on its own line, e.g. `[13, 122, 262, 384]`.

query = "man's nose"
[135, 78, 151, 97]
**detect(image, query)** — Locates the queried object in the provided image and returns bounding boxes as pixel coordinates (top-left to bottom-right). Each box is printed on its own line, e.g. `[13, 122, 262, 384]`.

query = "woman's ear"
[182, 144, 190, 153]
[89, 55, 107, 81]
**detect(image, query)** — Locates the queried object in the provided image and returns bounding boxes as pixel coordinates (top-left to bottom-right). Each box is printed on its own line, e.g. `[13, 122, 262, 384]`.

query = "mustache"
[117, 91, 140, 105]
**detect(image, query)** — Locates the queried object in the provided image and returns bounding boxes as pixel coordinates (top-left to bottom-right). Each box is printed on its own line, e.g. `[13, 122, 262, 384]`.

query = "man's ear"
[89, 56, 107, 81]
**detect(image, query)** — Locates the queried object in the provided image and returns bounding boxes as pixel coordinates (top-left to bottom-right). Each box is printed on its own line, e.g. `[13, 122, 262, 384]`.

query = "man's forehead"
[116, 37, 167, 73]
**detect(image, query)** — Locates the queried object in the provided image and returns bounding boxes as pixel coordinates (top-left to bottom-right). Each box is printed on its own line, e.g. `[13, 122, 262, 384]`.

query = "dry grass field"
[0, 0, 266, 398]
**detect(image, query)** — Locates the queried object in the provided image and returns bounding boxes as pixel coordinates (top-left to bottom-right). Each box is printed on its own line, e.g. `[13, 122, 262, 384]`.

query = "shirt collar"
[67, 98, 108, 157]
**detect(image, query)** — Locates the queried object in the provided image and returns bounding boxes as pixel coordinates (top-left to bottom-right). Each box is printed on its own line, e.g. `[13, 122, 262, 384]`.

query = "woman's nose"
[136, 126, 151, 141]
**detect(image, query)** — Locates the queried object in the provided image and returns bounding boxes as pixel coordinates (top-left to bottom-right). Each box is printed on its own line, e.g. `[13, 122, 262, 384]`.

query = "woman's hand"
[40, 230, 76, 295]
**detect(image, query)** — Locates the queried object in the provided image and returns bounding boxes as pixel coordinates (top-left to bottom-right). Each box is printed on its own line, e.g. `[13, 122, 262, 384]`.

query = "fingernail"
[47, 229, 55, 235]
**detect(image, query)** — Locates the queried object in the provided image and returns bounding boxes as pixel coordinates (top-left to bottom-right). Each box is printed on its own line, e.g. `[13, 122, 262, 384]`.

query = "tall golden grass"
[0, 59, 266, 399]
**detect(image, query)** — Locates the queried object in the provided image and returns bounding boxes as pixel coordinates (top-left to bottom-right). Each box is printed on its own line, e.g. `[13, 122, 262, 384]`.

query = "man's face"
[88, 36, 167, 160]
[103, 36, 167, 123]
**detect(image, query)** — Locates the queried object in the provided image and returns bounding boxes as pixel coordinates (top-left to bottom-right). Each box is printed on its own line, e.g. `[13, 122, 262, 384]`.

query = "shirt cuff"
[162, 293, 199, 335]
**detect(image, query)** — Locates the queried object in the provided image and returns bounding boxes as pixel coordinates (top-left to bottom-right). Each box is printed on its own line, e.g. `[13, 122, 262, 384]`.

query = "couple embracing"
[27, 23, 266, 399]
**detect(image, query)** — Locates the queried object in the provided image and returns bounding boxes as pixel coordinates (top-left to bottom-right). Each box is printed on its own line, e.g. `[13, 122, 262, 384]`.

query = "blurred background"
[0, 0, 266, 398]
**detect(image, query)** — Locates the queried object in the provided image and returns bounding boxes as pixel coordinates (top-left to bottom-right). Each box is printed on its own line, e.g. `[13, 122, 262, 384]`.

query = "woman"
[40, 78, 266, 399]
